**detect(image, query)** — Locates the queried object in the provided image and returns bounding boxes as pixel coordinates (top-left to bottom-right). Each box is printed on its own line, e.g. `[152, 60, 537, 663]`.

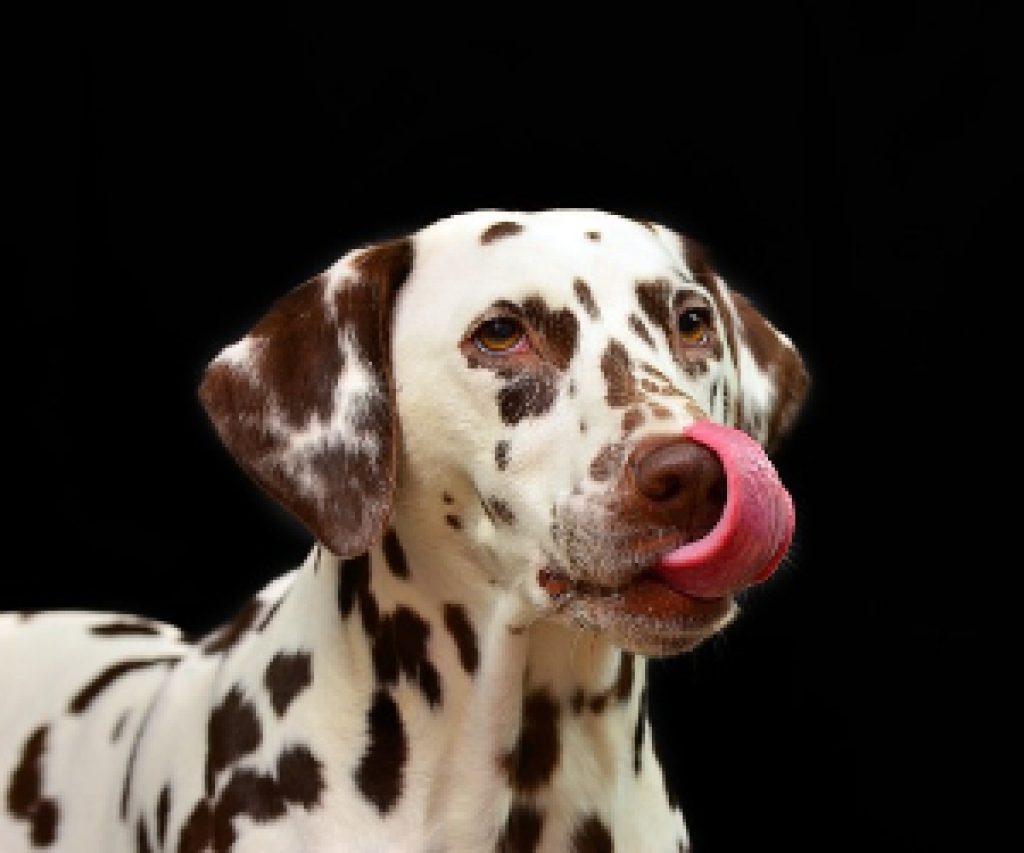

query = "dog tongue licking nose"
[654, 421, 795, 599]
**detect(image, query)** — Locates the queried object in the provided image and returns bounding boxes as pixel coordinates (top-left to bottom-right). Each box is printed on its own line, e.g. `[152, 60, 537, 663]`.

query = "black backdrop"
[9, 6, 1014, 851]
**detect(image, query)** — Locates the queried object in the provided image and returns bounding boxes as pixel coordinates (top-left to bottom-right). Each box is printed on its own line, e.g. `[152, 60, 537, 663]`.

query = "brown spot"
[68, 656, 180, 714]
[213, 769, 285, 851]
[176, 800, 213, 853]
[443, 491, 454, 504]
[639, 362, 673, 384]
[199, 239, 412, 561]
[633, 687, 647, 775]
[585, 231, 601, 241]
[639, 377, 660, 394]
[137, 816, 153, 853]
[486, 497, 517, 525]
[211, 745, 324, 852]
[338, 553, 379, 637]
[264, 651, 313, 717]
[579, 420, 587, 433]
[443, 603, 479, 676]
[157, 785, 172, 847]
[501, 689, 561, 793]
[622, 408, 645, 436]
[571, 814, 614, 853]
[6, 725, 60, 847]
[635, 279, 674, 344]
[276, 744, 325, 809]
[600, 340, 639, 408]
[90, 620, 162, 637]
[481, 221, 524, 244]
[497, 370, 557, 426]
[629, 314, 656, 348]
[589, 443, 625, 483]
[521, 297, 580, 370]
[649, 402, 673, 419]
[206, 686, 262, 796]
[495, 440, 510, 471]
[382, 528, 410, 579]
[496, 803, 544, 852]
[573, 278, 600, 320]
[403, 610, 442, 706]
[370, 606, 442, 707]
[445, 513, 463, 530]
[354, 690, 408, 814]
[613, 652, 635, 703]
[202, 597, 262, 655]
[588, 693, 608, 714]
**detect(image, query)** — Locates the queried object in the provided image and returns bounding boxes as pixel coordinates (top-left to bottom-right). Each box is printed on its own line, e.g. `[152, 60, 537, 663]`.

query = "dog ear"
[726, 288, 810, 453]
[199, 239, 413, 557]
[680, 238, 810, 453]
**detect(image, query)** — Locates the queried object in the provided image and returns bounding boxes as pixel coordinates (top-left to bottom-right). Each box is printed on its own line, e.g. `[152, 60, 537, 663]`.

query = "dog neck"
[268, 533, 686, 851]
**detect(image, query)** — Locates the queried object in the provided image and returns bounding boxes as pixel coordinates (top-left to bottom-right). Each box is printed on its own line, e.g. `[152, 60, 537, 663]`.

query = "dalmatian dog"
[0, 210, 808, 852]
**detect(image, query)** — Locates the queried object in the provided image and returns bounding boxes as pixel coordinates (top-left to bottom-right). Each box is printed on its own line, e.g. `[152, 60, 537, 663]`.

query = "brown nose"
[629, 436, 728, 542]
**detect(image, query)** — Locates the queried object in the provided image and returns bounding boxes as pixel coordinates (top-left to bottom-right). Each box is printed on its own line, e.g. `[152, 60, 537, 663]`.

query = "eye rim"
[472, 315, 529, 354]
[676, 305, 714, 346]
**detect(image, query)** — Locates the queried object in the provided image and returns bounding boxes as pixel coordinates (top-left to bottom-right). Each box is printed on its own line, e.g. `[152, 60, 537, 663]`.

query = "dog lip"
[537, 566, 731, 626]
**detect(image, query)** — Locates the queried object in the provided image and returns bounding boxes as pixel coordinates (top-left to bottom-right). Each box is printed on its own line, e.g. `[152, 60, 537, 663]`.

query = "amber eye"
[474, 317, 526, 353]
[678, 308, 712, 344]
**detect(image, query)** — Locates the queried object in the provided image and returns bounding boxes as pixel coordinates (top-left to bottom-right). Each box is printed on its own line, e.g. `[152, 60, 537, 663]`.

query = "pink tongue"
[654, 421, 795, 599]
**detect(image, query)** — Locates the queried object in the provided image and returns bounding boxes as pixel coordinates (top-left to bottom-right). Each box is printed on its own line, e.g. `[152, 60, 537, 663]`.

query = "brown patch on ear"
[199, 240, 413, 558]
[732, 291, 810, 451]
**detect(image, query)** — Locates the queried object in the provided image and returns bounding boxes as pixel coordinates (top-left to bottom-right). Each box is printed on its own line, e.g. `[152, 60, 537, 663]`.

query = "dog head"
[201, 210, 808, 655]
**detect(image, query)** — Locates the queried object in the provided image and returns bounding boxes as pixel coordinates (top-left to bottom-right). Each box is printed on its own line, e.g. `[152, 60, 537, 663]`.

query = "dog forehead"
[408, 210, 684, 314]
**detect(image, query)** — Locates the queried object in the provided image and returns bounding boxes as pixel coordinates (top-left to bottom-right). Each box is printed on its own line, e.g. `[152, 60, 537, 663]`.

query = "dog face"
[201, 210, 808, 655]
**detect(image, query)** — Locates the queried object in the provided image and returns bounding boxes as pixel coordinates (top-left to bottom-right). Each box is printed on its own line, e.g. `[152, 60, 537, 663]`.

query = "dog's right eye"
[474, 317, 527, 353]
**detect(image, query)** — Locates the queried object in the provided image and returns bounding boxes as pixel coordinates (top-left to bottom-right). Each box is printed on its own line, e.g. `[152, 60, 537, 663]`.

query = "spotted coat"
[0, 210, 808, 852]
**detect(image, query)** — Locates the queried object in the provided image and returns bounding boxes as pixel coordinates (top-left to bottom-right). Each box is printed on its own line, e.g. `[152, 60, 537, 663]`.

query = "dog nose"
[629, 436, 728, 541]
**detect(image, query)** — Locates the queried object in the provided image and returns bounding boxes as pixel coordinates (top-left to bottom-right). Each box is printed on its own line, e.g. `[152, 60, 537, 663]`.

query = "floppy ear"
[726, 288, 810, 453]
[199, 239, 413, 557]
[680, 237, 810, 453]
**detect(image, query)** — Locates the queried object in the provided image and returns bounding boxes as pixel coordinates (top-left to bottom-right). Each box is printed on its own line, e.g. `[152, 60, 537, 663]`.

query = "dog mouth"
[537, 565, 734, 653]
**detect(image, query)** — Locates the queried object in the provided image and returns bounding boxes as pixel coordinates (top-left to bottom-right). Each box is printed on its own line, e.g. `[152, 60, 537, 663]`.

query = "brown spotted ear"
[678, 237, 809, 453]
[727, 290, 810, 453]
[199, 239, 413, 557]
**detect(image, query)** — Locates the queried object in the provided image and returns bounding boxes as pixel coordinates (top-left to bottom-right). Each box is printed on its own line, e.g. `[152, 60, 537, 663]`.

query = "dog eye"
[678, 308, 712, 345]
[474, 317, 527, 353]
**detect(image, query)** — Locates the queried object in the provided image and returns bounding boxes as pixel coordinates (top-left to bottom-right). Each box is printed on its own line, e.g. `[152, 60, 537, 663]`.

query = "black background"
[9, 5, 1014, 851]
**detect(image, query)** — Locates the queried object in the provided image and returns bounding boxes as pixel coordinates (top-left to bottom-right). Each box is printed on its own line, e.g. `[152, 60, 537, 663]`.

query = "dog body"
[1, 210, 807, 852]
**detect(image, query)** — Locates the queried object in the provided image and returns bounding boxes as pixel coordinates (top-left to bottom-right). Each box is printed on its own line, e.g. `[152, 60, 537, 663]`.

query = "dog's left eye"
[678, 307, 712, 345]
[474, 317, 527, 353]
